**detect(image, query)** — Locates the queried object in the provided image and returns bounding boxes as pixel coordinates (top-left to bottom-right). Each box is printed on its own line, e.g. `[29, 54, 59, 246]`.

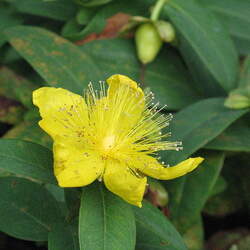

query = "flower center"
[102, 135, 116, 157]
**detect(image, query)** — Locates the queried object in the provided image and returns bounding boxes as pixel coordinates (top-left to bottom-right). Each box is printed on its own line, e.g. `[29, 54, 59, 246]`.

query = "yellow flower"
[33, 74, 204, 207]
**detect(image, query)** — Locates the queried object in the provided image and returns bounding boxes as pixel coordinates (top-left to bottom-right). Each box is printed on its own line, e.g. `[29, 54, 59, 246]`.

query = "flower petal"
[106, 74, 144, 97]
[103, 159, 147, 207]
[134, 155, 204, 180]
[107, 74, 144, 116]
[53, 139, 104, 187]
[33, 87, 88, 140]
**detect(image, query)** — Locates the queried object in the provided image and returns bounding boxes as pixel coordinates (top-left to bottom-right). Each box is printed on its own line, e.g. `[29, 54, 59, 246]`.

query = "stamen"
[81, 81, 182, 158]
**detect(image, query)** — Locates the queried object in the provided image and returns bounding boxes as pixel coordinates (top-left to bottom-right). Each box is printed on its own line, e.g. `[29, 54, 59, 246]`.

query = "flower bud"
[155, 20, 176, 43]
[135, 22, 163, 64]
[147, 179, 169, 207]
[224, 88, 250, 109]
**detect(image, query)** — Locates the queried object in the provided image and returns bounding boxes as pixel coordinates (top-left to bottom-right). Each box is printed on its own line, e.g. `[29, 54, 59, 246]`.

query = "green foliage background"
[0, 0, 250, 249]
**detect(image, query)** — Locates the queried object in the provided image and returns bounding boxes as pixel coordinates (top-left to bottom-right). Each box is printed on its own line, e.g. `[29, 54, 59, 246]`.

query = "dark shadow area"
[203, 211, 250, 240]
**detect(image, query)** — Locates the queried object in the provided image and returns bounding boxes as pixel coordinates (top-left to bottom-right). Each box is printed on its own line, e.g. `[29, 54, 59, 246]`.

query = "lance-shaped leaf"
[79, 182, 136, 250]
[134, 201, 187, 250]
[0, 139, 56, 184]
[205, 119, 250, 152]
[162, 0, 238, 95]
[6, 0, 76, 21]
[199, 0, 250, 55]
[0, 177, 62, 241]
[4, 26, 102, 94]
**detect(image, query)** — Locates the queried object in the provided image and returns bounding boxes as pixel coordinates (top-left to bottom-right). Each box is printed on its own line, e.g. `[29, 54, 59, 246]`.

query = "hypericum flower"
[33, 74, 203, 207]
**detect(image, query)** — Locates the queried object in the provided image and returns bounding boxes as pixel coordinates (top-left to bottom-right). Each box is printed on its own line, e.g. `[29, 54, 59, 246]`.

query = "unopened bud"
[224, 88, 250, 109]
[147, 179, 168, 207]
[135, 22, 163, 64]
[155, 20, 176, 43]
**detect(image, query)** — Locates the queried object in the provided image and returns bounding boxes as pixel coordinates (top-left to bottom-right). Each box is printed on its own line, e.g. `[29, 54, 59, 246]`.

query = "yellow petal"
[106, 74, 143, 97]
[53, 139, 104, 187]
[33, 87, 88, 140]
[134, 155, 204, 180]
[100, 75, 145, 140]
[103, 159, 147, 207]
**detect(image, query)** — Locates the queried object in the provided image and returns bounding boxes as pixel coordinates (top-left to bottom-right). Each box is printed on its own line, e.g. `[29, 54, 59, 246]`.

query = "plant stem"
[150, 0, 168, 21]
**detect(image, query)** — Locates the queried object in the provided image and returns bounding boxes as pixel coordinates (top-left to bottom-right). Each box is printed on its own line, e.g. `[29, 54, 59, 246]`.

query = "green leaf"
[200, 0, 250, 55]
[164, 152, 224, 233]
[0, 67, 37, 108]
[3, 121, 52, 149]
[48, 221, 79, 250]
[162, 0, 238, 95]
[0, 5, 23, 47]
[79, 182, 136, 250]
[80, 38, 201, 110]
[64, 188, 81, 222]
[61, 18, 85, 41]
[205, 119, 250, 152]
[162, 98, 249, 165]
[134, 201, 187, 250]
[0, 177, 62, 241]
[4, 26, 102, 94]
[0, 139, 56, 184]
[6, 0, 76, 21]
[76, 7, 97, 25]
[46, 184, 65, 203]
